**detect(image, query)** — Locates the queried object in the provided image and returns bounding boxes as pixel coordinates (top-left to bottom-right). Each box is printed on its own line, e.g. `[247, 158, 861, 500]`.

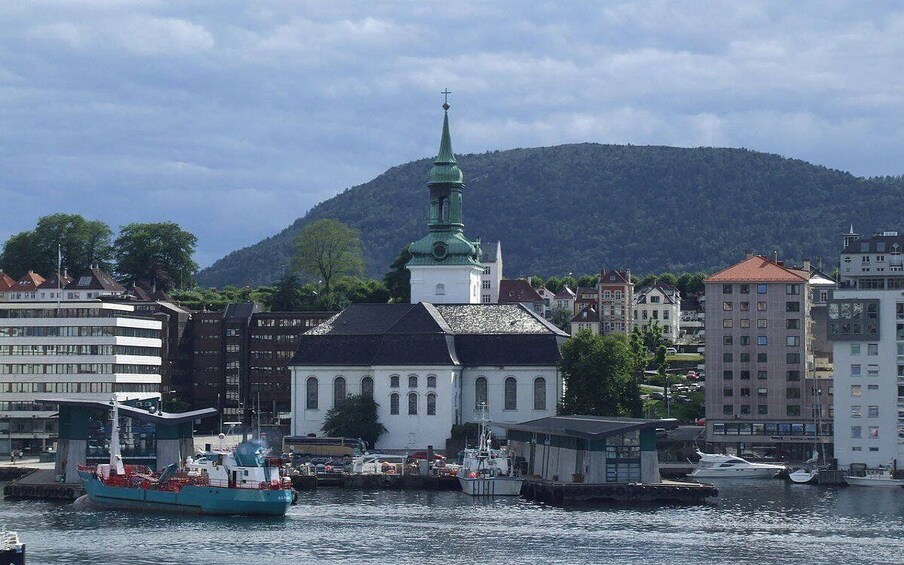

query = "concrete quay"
[521, 479, 718, 506]
[2, 469, 85, 501]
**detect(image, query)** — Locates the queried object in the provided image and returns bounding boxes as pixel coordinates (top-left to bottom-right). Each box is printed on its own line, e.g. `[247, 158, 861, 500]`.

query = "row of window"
[722, 404, 802, 416]
[721, 353, 801, 363]
[850, 426, 880, 439]
[722, 370, 802, 380]
[712, 421, 831, 436]
[303, 375, 549, 412]
[0, 345, 160, 357]
[0, 363, 159, 375]
[722, 319, 800, 329]
[0, 382, 158, 393]
[722, 336, 800, 346]
[849, 405, 880, 418]
[722, 284, 800, 295]
[722, 301, 801, 312]
[722, 387, 800, 398]
[0, 325, 159, 338]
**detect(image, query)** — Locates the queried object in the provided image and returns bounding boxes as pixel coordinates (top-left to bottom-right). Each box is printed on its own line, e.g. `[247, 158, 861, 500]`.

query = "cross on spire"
[441, 88, 451, 110]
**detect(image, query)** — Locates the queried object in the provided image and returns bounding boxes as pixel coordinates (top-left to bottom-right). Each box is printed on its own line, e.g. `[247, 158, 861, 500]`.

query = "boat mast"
[109, 397, 125, 475]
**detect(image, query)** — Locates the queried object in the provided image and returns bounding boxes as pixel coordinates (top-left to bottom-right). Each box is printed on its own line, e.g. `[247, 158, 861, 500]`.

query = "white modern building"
[0, 301, 162, 454]
[831, 229, 904, 469]
[479, 241, 503, 304]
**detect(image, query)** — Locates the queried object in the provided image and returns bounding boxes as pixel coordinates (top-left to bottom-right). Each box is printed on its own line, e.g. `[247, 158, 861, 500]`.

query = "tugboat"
[77, 399, 294, 516]
[0, 529, 24, 565]
[458, 407, 522, 496]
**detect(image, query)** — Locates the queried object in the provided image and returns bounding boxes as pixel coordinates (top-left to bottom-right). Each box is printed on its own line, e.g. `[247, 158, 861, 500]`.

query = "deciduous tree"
[293, 219, 363, 296]
[383, 245, 412, 303]
[114, 222, 198, 291]
[321, 394, 387, 449]
[560, 331, 641, 417]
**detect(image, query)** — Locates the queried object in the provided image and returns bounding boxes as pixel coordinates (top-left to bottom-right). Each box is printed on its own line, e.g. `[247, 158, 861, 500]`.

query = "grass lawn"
[667, 353, 704, 362]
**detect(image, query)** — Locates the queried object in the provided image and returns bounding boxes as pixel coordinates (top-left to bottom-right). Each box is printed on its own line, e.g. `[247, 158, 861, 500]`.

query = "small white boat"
[688, 451, 784, 479]
[1, 528, 25, 565]
[458, 408, 522, 496]
[845, 469, 904, 488]
[788, 468, 819, 484]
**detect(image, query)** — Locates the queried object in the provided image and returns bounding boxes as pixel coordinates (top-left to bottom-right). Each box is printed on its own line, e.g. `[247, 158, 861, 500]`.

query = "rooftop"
[705, 255, 809, 283]
[500, 415, 679, 440]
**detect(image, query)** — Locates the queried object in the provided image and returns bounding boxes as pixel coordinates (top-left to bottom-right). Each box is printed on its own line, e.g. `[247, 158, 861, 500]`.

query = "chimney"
[772, 250, 779, 263]
[745, 249, 753, 259]
[802, 260, 811, 273]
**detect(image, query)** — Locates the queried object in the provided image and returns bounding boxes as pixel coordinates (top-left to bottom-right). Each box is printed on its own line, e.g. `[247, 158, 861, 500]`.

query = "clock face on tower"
[433, 242, 447, 260]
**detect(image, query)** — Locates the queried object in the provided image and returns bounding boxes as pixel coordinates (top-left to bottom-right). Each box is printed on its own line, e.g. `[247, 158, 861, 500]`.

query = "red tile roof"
[11, 271, 46, 291]
[0, 271, 15, 291]
[705, 256, 809, 283]
[599, 270, 631, 285]
[499, 279, 542, 303]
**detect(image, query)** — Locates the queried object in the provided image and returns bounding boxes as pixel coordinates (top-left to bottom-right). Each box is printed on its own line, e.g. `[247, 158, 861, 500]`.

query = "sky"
[1, 1, 903, 268]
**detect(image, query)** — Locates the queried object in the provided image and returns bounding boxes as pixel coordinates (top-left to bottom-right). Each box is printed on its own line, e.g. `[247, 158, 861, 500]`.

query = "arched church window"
[475, 377, 488, 409]
[427, 393, 437, 416]
[504, 377, 517, 410]
[409, 375, 418, 388]
[533, 377, 547, 411]
[333, 376, 346, 407]
[435, 284, 445, 295]
[427, 375, 437, 388]
[390, 374, 399, 388]
[408, 392, 418, 415]
[439, 197, 448, 221]
[306, 377, 318, 410]
[361, 376, 374, 397]
[390, 393, 399, 415]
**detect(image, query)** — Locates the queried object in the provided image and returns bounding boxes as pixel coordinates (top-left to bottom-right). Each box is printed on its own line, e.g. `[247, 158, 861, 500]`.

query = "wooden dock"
[521, 479, 718, 506]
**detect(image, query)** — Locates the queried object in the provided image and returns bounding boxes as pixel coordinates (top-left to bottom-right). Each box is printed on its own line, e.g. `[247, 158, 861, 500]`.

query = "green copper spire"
[405, 91, 481, 269]
[429, 95, 464, 185]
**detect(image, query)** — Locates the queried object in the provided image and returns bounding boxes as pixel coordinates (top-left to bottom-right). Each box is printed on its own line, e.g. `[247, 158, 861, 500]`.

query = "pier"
[290, 473, 460, 491]
[521, 478, 718, 506]
[2, 469, 85, 501]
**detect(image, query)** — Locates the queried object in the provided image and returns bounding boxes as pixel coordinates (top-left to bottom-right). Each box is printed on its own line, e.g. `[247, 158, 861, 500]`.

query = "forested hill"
[197, 144, 904, 288]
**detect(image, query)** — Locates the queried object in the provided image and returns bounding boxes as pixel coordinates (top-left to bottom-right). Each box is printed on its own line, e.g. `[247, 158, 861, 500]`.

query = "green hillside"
[196, 144, 904, 288]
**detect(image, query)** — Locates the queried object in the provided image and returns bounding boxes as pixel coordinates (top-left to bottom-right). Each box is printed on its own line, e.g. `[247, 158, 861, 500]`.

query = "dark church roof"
[291, 302, 567, 367]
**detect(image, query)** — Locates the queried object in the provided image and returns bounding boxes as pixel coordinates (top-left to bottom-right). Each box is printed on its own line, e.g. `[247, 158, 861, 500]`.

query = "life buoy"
[468, 472, 478, 479]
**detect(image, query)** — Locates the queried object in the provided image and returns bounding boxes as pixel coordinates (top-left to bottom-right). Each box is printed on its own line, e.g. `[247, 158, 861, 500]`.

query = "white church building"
[288, 99, 566, 449]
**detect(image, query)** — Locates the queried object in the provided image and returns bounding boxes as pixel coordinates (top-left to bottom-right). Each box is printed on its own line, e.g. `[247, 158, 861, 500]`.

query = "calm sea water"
[2, 480, 904, 565]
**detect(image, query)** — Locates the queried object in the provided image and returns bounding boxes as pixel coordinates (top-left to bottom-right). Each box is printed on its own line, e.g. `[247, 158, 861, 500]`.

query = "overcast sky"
[1, 1, 903, 267]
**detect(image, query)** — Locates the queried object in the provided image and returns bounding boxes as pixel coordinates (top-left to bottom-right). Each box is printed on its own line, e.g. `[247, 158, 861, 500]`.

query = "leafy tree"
[321, 394, 387, 449]
[327, 276, 390, 309]
[293, 219, 363, 296]
[268, 274, 311, 311]
[529, 275, 544, 288]
[676, 272, 707, 296]
[641, 320, 666, 351]
[114, 222, 198, 291]
[383, 245, 412, 303]
[0, 232, 35, 278]
[629, 327, 647, 374]
[550, 307, 572, 330]
[560, 331, 641, 417]
[0, 213, 113, 277]
[577, 274, 598, 288]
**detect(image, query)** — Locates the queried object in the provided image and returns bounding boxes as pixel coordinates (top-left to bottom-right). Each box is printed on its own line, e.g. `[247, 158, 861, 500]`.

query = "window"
[740, 353, 751, 362]
[740, 336, 751, 345]
[740, 405, 751, 415]
[361, 376, 374, 397]
[427, 375, 437, 388]
[851, 384, 862, 397]
[851, 364, 861, 377]
[723, 387, 733, 397]
[723, 353, 733, 362]
[427, 393, 436, 416]
[740, 302, 750, 311]
[740, 284, 750, 294]
[435, 283, 445, 295]
[723, 301, 733, 311]
[390, 393, 399, 415]
[408, 392, 418, 415]
[757, 284, 767, 294]
[723, 319, 733, 329]
[482, 280, 491, 289]
[868, 343, 879, 356]
[757, 353, 768, 362]
[534, 377, 546, 410]
[757, 370, 767, 380]
[723, 370, 734, 380]
[723, 336, 733, 345]
[786, 336, 800, 346]
[786, 319, 800, 329]
[758, 405, 768, 415]
[723, 405, 733, 415]
[786, 284, 801, 295]
[306, 377, 318, 410]
[740, 319, 751, 328]
[757, 319, 767, 328]
[787, 405, 801, 416]
[757, 387, 768, 396]
[869, 426, 879, 439]
[787, 353, 800, 364]
[786, 301, 800, 312]
[740, 370, 750, 380]
[757, 336, 768, 346]
[786, 370, 801, 381]
[390, 375, 400, 388]
[503, 377, 518, 410]
[851, 405, 861, 417]
[867, 364, 879, 377]
[757, 301, 767, 312]
[851, 344, 861, 355]
[786, 387, 800, 399]
[723, 285, 733, 294]
[475, 377, 488, 408]
[868, 405, 879, 418]
[333, 377, 347, 407]
[851, 426, 862, 438]
[409, 375, 418, 388]
[740, 387, 751, 397]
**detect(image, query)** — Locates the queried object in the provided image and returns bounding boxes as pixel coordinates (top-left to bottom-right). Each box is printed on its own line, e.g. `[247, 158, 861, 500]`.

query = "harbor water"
[3, 480, 904, 564]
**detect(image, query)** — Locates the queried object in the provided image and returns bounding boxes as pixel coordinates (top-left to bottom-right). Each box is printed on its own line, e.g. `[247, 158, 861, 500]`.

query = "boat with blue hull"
[77, 400, 293, 516]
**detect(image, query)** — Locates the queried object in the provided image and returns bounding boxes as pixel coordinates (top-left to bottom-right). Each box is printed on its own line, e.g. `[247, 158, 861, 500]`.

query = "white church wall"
[409, 264, 482, 305]
[460, 366, 560, 427]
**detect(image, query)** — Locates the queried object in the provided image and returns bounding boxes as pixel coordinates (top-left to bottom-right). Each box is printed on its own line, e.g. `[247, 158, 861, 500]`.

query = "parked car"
[666, 347, 678, 355]
[649, 392, 664, 400]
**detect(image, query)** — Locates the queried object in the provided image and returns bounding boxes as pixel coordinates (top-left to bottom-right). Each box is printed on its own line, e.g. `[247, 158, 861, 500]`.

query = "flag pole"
[56, 243, 62, 313]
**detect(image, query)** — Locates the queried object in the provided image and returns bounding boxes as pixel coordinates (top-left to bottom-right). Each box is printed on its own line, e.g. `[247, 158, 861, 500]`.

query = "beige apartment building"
[704, 255, 833, 460]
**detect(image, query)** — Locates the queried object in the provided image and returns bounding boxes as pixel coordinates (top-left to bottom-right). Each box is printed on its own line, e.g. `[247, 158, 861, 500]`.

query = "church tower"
[407, 94, 483, 304]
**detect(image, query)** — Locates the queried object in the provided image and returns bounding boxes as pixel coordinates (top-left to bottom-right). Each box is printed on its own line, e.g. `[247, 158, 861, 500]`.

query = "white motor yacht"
[845, 469, 904, 488]
[689, 451, 784, 479]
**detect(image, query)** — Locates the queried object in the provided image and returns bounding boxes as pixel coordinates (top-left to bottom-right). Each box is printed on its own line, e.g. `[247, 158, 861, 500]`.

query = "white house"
[479, 241, 503, 304]
[634, 284, 681, 342]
